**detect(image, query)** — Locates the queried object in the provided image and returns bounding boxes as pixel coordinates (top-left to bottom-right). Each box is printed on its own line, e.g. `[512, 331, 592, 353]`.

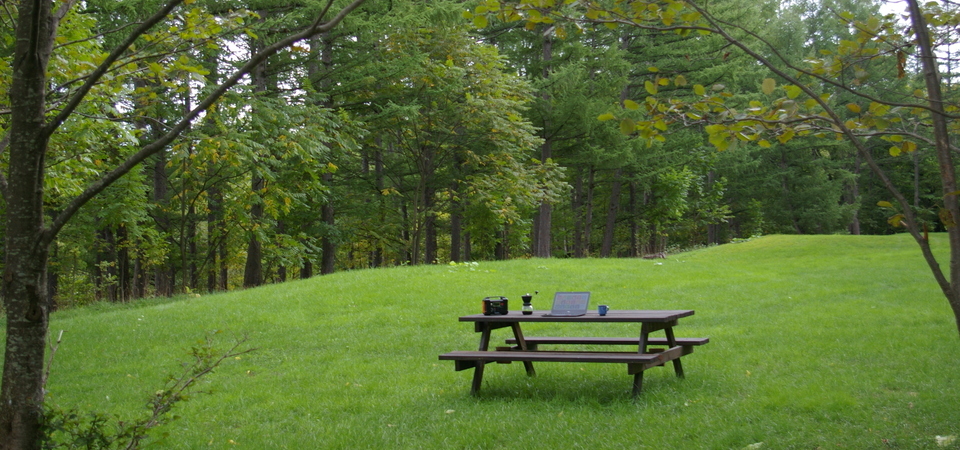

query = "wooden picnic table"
[438, 309, 708, 397]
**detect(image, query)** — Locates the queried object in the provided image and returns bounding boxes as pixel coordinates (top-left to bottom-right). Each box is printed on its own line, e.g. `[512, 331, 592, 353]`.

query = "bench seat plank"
[439, 348, 682, 365]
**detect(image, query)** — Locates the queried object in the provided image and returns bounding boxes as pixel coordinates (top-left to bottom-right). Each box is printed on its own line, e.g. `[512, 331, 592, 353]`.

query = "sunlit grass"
[25, 234, 960, 448]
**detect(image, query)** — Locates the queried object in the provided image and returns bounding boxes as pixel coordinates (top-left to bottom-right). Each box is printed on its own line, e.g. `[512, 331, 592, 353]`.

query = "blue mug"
[598, 305, 609, 316]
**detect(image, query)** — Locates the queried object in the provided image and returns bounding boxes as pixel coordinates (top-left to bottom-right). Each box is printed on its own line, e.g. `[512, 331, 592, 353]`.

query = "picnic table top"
[458, 309, 695, 323]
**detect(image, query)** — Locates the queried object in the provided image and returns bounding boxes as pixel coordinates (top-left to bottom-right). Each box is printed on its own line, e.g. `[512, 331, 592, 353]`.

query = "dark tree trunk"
[847, 152, 861, 235]
[601, 168, 623, 257]
[424, 185, 438, 264]
[301, 260, 314, 279]
[116, 225, 131, 301]
[907, 0, 960, 336]
[320, 172, 336, 275]
[95, 225, 119, 302]
[243, 175, 265, 288]
[584, 168, 595, 256]
[706, 172, 719, 245]
[572, 169, 585, 258]
[1, 0, 56, 446]
[0, 1, 366, 445]
[207, 185, 225, 292]
[317, 32, 338, 276]
[152, 150, 174, 297]
[533, 28, 553, 258]
[243, 32, 270, 288]
[629, 181, 640, 257]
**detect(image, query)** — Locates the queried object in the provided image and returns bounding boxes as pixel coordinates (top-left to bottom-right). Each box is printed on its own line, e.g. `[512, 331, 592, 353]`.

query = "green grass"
[29, 234, 960, 448]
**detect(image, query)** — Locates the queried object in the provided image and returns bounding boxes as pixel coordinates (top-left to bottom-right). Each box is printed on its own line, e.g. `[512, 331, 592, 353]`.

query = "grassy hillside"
[34, 234, 960, 448]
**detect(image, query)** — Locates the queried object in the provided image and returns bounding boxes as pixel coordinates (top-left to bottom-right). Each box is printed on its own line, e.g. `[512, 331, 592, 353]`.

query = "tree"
[0, 0, 366, 446]
[472, 0, 960, 336]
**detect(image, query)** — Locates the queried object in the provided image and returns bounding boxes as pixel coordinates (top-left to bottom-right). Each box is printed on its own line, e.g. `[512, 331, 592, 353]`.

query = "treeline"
[0, 0, 935, 307]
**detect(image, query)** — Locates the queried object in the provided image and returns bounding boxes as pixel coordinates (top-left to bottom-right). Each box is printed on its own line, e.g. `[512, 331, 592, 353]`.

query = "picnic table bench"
[438, 310, 708, 397]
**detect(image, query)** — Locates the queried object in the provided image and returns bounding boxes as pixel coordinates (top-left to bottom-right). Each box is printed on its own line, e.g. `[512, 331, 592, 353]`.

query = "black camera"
[482, 296, 509, 315]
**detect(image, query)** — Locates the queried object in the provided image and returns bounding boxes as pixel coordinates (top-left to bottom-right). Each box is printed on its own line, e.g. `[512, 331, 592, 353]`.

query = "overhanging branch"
[44, 0, 368, 244]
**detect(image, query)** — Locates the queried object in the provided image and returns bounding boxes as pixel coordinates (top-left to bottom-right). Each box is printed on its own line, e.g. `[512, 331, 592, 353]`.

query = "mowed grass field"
[26, 234, 960, 448]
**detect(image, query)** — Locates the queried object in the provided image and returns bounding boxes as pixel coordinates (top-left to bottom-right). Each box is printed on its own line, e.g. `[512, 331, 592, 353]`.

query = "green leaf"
[783, 85, 802, 99]
[473, 15, 489, 28]
[619, 118, 636, 135]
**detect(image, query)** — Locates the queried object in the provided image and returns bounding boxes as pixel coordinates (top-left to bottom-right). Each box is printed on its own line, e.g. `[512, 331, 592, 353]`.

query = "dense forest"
[8, 0, 960, 445]
[0, 0, 948, 307]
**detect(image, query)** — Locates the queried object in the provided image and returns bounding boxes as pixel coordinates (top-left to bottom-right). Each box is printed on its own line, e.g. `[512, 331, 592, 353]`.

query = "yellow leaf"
[777, 129, 795, 144]
[473, 15, 489, 28]
[648, 66, 660, 73]
[674, 75, 687, 86]
[645, 80, 657, 95]
[888, 213, 906, 227]
[619, 118, 636, 135]
[877, 201, 894, 208]
[623, 99, 640, 110]
[658, 77, 670, 86]
[902, 141, 917, 153]
[693, 84, 705, 96]
[889, 146, 901, 157]
[846, 103, 861, 113]
[758, 139, 772, 148]
[597, 113, 616, 121]
[761, 78, 776, 95]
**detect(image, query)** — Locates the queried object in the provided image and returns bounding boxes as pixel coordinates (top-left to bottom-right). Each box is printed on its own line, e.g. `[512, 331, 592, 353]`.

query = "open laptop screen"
[544, 292, 590, 317]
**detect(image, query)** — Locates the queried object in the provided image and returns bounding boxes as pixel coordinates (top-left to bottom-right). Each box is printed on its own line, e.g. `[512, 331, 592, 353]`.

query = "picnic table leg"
[510, 323, 536, 376]
[665, 326, 684, 378]
[470, 323, 494, 395]
[632, 371, 644, 397]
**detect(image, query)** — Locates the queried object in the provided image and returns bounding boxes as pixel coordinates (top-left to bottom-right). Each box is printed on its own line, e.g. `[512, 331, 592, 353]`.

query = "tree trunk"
[847, 152, 861, 235]
[584, 168, 595, 256]
[1, 0, 55, 445]
[243, 175, 265, 288]
[317, 32, 337, 276]
[601, 168, 623, 257]
[243, 33, 270, 287]
[0, 0, 367, 444]
[533, 27, 553, 258]
[907, 0, 960, 336]
[629, 181, 640, 257]
[572, 169, 585, 258]
[320, 172, 336, 275]
[152, 149, 174, 296]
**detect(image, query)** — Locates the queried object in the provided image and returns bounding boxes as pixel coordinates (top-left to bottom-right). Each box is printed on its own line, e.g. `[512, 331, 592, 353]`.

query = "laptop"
[542, 292, 591, 317]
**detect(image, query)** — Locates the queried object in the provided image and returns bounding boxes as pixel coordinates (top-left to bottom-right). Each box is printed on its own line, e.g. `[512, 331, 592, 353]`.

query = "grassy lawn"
[30, 234, 960, 448]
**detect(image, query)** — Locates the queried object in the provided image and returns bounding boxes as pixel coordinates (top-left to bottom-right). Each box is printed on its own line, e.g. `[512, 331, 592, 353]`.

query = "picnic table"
[438, 309, 708, 397]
